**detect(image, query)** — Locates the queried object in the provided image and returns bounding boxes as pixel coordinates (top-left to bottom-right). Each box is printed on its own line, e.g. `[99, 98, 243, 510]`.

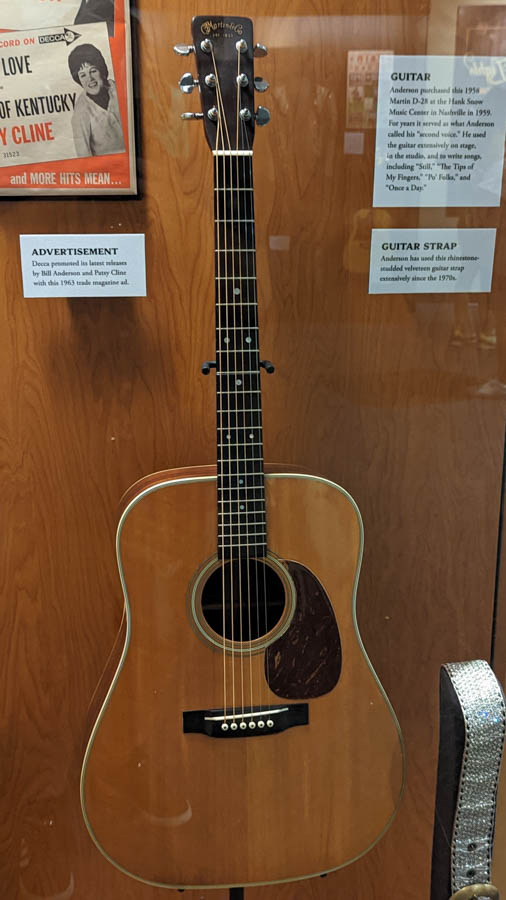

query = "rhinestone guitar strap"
[444, 661, 505, 900]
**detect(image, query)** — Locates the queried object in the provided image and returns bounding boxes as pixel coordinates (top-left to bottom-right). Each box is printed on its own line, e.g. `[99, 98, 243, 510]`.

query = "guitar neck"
[214, 151, 267, 560]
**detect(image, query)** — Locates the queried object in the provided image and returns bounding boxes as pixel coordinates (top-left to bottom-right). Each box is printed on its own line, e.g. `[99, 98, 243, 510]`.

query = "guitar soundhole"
[200, 558, 286, 642]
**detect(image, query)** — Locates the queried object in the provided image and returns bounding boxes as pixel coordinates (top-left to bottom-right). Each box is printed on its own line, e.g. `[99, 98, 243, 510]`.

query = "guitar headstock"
[175, 16, 270, 152]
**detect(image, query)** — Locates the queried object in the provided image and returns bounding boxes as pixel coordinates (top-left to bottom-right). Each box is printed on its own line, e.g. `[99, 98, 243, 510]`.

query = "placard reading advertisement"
[0, 0, 136, 194]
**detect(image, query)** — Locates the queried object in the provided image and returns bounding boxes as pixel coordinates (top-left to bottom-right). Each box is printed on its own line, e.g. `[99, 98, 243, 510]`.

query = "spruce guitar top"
[80, 16, 405, 889]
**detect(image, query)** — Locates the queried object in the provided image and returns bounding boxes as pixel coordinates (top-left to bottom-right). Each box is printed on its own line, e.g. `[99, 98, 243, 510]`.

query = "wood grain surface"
[1, 0, 505, 898]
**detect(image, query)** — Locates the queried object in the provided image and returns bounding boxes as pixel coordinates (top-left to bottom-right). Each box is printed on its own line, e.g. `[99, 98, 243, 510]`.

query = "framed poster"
[0, 0, 136, 195]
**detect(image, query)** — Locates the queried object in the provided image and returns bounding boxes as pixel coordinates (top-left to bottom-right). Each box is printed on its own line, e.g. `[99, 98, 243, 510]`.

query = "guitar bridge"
[183, 703, 308, 738]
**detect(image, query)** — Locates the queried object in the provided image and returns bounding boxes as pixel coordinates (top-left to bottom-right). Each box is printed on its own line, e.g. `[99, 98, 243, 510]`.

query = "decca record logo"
[200, 20, 243, 36]
[38, 29, 81, 46]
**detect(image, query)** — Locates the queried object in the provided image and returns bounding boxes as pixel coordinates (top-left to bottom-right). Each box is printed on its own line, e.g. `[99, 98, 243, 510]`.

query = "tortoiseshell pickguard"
[266, 561, 341, 699]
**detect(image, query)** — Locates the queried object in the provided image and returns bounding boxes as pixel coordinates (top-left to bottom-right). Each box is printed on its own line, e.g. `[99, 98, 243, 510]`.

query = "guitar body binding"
[80, 465, 405, 890]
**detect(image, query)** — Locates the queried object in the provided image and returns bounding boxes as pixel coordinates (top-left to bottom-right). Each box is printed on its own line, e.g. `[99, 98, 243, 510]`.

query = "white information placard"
[20, 233, 146, 297]
[368, 228, 496, 293]
[373, 56, 506, 207]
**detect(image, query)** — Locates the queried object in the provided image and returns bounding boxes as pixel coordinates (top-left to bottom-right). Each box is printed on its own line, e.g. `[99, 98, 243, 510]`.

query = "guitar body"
[81, 464, 404, 890]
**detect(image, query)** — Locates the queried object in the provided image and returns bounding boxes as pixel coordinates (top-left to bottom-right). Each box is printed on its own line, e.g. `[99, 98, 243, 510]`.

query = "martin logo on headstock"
[200, 19, 245, 37]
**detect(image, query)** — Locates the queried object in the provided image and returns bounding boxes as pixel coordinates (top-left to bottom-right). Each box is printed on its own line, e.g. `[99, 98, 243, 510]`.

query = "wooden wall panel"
[1, 0, 505, 898]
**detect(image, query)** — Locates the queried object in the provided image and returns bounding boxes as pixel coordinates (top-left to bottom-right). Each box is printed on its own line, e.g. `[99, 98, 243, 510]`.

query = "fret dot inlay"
[245, 337, 252, 344]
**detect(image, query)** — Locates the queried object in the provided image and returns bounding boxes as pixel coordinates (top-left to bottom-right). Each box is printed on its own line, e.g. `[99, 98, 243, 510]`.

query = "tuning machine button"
[179, 73, 199, 94]
[181, 112, 204, 120]
[173, 43, 195, 56]
[254, 43, 268, 57]
[254, 75, 269, 93]
[255, 106, 271, 126]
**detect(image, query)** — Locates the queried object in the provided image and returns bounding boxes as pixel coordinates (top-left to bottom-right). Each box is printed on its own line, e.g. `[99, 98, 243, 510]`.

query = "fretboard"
[214, 152, 267, 560]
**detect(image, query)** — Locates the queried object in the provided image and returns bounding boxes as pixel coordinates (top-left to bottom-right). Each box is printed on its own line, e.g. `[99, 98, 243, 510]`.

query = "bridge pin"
[267, 719, 274, 728]
[258, 720, 265, 728]
[249, 721, 256, 729]
[240, 721, 247, 730]
[230, 722, 238, 731]
[221, 722, 229, 731]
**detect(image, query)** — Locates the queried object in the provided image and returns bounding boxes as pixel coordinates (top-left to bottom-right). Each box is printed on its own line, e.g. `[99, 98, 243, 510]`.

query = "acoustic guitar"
[80, 16, 405, 890]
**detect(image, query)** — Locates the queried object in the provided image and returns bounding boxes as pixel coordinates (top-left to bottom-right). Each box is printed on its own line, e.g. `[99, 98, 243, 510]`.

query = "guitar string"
[213, 48, 244, 723]
[241, 122, 269, 716]
[234, 47, 247, 724]
[212, 48, 236, 722]
[213, 90, 227, 725]
[236, 53, 257, 721]
[232, 45, 246, 724]
[240, 119, 259, 717]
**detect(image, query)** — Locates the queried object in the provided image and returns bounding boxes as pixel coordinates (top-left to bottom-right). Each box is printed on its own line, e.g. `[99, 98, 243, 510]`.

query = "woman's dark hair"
[68, 44, 109, 86]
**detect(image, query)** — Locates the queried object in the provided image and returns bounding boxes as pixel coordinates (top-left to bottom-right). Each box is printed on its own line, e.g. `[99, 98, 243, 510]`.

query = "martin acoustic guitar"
[80, 16, 405, 890]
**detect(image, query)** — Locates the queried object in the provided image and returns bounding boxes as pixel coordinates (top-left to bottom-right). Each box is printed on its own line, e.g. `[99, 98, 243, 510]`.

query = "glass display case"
[1, 1, 505, 898]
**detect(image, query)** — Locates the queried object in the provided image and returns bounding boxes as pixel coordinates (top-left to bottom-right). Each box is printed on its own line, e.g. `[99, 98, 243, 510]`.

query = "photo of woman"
[68, 43, 125, 158]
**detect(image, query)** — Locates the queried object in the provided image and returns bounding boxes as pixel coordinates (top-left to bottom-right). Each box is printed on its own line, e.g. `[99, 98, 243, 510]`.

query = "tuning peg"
[255, 106, 271, 126]
[179, 72, 199, 94]
[253, 43, 268, 57]
[254, 76, 269, 93]
[173, 43, 195, 56]
[180, 112, 204, 120]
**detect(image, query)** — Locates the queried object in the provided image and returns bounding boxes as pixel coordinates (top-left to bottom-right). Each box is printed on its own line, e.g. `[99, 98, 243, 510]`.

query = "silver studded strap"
[444, 660, 505, 897]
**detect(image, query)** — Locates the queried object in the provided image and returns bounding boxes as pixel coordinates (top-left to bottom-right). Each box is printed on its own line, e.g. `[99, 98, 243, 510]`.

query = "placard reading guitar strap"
[368, 228, 496, 294]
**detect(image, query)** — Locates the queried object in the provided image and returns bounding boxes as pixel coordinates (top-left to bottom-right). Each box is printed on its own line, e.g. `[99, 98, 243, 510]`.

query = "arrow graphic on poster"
[38, 29, 81, 48]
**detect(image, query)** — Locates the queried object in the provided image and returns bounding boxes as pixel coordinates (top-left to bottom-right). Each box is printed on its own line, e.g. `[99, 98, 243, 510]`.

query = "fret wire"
[217, 465, 264, 471]
[217, 474, 264, 479]
[218, 487, 265, 492]
[221, 523, 267, 529]
[222, 541, 267, 547]
[218, 441, 263, 447]
[218, 389, 262, 395]
[217, 327, 259, 333]
[218, 512, 266, 517]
